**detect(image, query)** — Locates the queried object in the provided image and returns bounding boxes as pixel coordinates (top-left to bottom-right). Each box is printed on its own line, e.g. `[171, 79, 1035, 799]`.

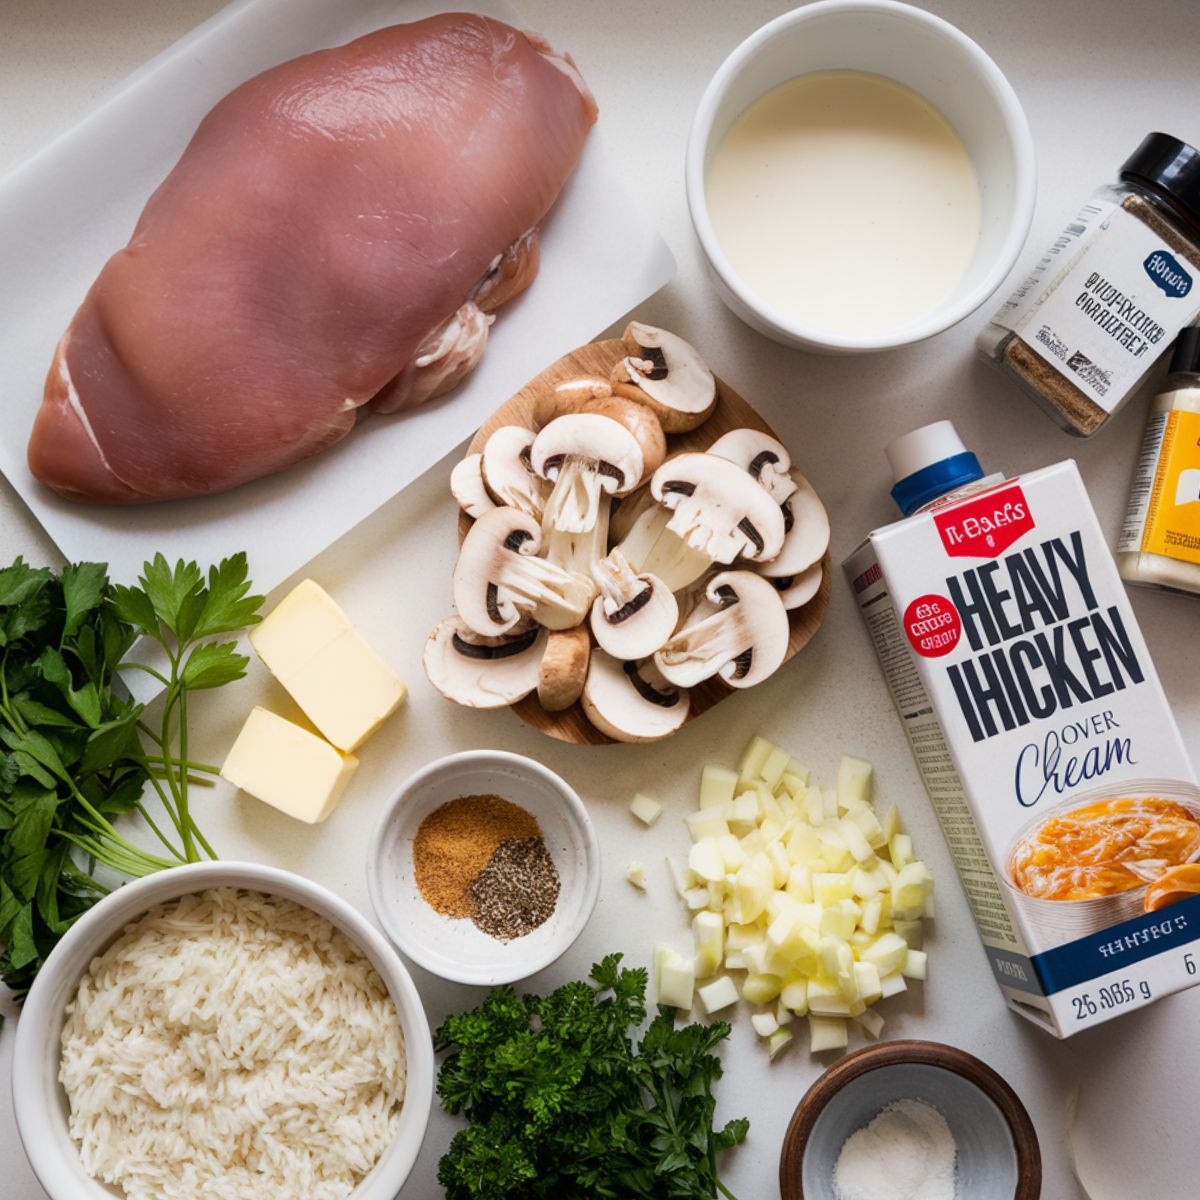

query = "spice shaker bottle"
[978, 133, 1200, 437]
[1117, 327, 1200, 595]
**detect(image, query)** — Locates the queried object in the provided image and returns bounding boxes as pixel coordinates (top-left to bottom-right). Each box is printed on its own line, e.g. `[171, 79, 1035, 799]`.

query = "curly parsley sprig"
[436, 954, 748, 1199]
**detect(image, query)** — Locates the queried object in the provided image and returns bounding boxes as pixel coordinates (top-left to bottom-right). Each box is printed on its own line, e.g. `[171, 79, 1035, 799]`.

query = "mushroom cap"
[423, 616, 545, 708]
[757, 472, 830, 578]
[581, 650, 691, 743]
[530, 412, 646, 495]
[480, 425, 545, 518]
[610, 322, 716, 434]
[450, 453, 496, 520]
[769, 561, 824, 610]
[537, 625, 591, 712]
[531, 375, 614, 428]
[650, 452, 786, 564]
[582, 394, 666, 482]
[654, 569, 790, 690]
[705, 429, 797, 505]
[589, 550, 679, 661]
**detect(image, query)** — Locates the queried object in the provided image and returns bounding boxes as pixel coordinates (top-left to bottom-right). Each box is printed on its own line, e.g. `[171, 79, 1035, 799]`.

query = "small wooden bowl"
[779, 1040, 1041, 1200]
[457, 334, 831, 745]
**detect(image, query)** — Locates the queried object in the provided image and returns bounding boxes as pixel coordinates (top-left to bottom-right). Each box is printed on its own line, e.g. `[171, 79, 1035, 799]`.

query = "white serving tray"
[0, 0, 673, 593]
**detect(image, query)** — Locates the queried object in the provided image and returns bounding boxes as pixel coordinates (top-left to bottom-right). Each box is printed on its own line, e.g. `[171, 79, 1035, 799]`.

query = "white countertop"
[2, 1, 1198, 1197]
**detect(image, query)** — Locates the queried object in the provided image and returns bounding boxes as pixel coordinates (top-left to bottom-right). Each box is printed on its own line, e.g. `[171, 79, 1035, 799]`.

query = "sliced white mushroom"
[531, 412, 646, 534]
[589, 548, 679, 660]
[532, 375, 614, 428]
[651, 453, 786, 565]
[757, 472, 830, 578]
[609, 482, 657, 545]
[423, 617, 545, 708]
[610, 323, 717, 433]
[768, 562, 824, 610]
[705, 429, 797, 505]
[581, 650, 691, 742]
[453, 506, 592, 635]
[480, 425, 547, 519]
[542, 497, 608, 589]
[450, 453, 497, 520]
[654, 570, 789, 690]
[616, 504, 714, 592]
[537, 625, 591, 712]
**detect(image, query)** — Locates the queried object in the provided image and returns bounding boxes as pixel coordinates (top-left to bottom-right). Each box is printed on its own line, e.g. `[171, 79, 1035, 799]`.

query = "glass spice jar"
[978, 133, 1200, 437]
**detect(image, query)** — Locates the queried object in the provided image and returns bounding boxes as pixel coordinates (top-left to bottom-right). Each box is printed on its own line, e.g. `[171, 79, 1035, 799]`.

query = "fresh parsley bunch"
[436, 954, 748, 1199]
[0, 553, 262, 997]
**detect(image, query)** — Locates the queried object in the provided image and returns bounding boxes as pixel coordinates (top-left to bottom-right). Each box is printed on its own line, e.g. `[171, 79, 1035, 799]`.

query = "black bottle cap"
[1120, 133, 1200, 229]
[1169, 326, 1200, 375]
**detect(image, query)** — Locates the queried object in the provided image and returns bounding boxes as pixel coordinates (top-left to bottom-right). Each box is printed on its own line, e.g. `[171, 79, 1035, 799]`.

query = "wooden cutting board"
[457, 335, 831, 745]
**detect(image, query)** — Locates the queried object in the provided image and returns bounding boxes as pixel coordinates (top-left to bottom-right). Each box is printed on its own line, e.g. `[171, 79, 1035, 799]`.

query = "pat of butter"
[250, 579, 405, 751]
[221, 707, 358, 823]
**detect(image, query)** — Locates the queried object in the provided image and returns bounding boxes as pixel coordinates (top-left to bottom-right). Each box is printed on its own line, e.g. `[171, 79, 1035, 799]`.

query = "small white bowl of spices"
[368, 750, 600, 985]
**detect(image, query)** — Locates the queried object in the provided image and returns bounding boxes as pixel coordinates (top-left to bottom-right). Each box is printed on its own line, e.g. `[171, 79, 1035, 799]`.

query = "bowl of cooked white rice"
[12, 861, 433, 1200]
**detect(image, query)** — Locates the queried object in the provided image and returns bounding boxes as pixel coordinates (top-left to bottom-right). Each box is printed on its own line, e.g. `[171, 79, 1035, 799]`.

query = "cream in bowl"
[705, 69, 980, 341]
[686, 0, 1036, 353]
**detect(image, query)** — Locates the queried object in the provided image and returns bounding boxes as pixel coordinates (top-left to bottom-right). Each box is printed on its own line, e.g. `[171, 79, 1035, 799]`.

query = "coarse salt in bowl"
[368, 749, 600, 986]
[12, 860, 433, 1200]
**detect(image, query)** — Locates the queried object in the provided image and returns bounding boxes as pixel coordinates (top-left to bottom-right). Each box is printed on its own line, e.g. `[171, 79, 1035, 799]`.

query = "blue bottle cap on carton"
[887, 421, 983, 517]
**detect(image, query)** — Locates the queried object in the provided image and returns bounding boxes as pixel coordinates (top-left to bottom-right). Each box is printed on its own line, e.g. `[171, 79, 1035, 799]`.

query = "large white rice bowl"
[13, 862, 433, 1200]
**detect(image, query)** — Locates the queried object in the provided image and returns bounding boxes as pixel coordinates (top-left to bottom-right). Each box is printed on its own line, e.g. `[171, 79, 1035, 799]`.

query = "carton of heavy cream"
[845, 460, 1200, 1036]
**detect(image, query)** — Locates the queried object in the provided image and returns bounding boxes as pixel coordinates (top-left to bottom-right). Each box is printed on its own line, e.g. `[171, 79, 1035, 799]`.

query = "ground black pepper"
[468, 836, 561, 941]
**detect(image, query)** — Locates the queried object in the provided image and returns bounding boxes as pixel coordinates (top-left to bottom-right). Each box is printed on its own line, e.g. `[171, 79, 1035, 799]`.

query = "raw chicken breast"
[28, 13, 596, 503]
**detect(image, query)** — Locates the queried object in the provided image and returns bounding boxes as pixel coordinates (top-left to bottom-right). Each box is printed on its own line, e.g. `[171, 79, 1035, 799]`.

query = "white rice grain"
[59, 888, 406, 1200]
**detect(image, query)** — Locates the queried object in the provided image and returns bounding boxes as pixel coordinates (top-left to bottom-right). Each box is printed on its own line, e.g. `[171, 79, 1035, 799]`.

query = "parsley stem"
[133, 800, 187, 862]
[121, 661, 171, 687]
[177, 685, 197, 861]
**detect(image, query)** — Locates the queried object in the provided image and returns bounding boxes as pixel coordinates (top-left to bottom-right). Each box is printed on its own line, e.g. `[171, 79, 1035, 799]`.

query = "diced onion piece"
[889, 832, 915, 868]
[751, 1011, 779, 1038]
[738, 736, 776, 782]
[687, 808, 729, 842]
[689, 838, 725, 883]
[780, 977, 808, 1016]
[630, 793, 663, 825]
[742, 973, 782, 1005]
[836, 756, 874, 810]
[666, 855, 699, 897]
[882, 803, 901, 843]
[879, 972, 908, 999]
[760, 745, 791, 791]
[809, 1015, 848, 1052]
[626, 861, 647, 889]
[768, 1028, 794, 1059]
[698, 975, 739, 1014]
[700, 765, 738, 809]
[902, 949, 928, 980]
[854, 1008, 885, 1040]
[693, 911, 724, 979]
[658, 951, 695, 1009]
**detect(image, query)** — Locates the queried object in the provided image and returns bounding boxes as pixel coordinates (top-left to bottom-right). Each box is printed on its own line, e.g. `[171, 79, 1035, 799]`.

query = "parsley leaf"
[436, 955, 747, 1199]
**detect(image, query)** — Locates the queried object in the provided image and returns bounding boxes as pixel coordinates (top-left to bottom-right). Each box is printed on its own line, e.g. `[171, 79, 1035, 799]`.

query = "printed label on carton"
[845, 461, 1200, 1036]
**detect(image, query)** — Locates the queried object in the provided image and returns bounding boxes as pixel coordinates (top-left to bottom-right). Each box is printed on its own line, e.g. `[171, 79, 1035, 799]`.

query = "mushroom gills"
[651, 452, 786, 565]
[453, 506, 592, 635]
[422, 617, 546, 708]
[654, 570, 789, 690]
[581, 650, 691, 742]
[589, 548, 678, 660]
[450, 453, 496, 520]
[617, 504, 714, 593]
[542, 498, 608, 596]
[480, 425, 547, 519]
[705, 429, 798, 505]
[756, 472, 830, 578]
[532, 412, 645, 535]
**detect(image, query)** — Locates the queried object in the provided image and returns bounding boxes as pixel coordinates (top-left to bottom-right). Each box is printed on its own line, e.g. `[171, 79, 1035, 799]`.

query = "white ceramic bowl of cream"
[12, 861, 434, 1200]
[685, 0, 1036, 353]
